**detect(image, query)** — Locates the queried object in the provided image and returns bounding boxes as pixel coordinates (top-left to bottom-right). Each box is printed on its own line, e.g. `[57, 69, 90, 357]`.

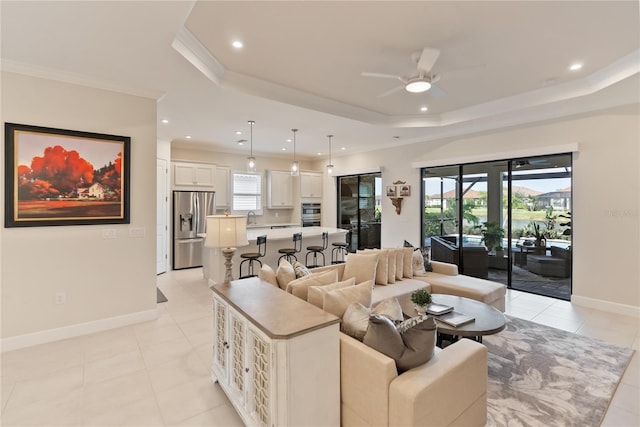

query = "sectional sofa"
[250, 249, 506, 426]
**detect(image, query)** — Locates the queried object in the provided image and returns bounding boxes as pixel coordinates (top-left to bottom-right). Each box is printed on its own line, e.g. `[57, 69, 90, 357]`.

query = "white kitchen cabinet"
[300, 172, 323, 198]
[211, 279, 340, 427]
[214, 166, 230, 208]
[173, 162, 215, 189]
[267, 170, 293, 208]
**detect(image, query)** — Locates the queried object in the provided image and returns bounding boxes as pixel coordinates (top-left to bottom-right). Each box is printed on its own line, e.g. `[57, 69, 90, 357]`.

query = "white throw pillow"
[307, 277, 356, 308]
[323, 280, 373, 318]
[361, 249, 389, 286]
[343, 253, 379, 285]
[401, 247, 413, 278]
[276, 259, 296, 290]
[412, 249, 427, 276]
[341, 297, 404, 340]
[285, 269, 338, 300]
[258, 264, 279, 287]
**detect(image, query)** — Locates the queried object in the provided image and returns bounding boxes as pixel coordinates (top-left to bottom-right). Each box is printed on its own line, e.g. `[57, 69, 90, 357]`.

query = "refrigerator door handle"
[194, 192, 200, 234]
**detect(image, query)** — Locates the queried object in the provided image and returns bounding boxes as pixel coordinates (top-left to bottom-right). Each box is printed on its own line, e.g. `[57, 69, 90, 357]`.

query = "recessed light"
[161, 119, 169, 124]
[235, 131, 242, 135]
[232, 40, 243, 49]
[341, 147, 346, 151]
[281, 148, 287, 151]
[287, 138, 292, 143]
[317, 152, 322, 156]
[185, 135, 192, 139]
[420, 106, 428, 112]
[237, 139, 246, 146]
[569, 62, 583, 71]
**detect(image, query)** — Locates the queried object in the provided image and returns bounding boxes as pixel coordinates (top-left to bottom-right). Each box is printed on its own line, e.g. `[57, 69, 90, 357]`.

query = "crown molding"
[0, 59, 164, 100]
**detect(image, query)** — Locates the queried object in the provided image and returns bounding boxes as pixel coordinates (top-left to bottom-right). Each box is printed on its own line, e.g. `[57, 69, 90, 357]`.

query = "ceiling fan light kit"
[405, 77, 432, 93]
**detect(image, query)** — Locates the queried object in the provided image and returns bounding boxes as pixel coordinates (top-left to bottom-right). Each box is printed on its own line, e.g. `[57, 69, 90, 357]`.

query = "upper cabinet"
[267, 170, 293, 208]
[300, 172, 323, 198]
[214, 166, 230, 208]
[173, 162, 215, 190]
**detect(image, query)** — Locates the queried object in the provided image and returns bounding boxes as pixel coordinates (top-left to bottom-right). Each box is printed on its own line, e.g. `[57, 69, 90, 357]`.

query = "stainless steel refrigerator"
[173, 190, 215, 270]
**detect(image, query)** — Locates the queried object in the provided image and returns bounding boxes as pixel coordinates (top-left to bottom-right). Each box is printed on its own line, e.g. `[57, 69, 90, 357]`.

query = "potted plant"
[411, 289, 432, 314]
[478, 222, 505, 253]
[494, 245, 505, 257]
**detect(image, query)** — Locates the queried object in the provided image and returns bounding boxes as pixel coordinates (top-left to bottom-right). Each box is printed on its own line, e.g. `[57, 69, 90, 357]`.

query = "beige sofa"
[312, 259, 506, 312]
[341, 334, 487, 427]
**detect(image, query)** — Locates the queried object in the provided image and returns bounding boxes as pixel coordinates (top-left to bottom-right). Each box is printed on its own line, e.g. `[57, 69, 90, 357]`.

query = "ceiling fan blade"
[428, 84, 446, 99]
[361, 71, 403, 81]
[376, 85, 405, 98]
[417, 48, 440, 73]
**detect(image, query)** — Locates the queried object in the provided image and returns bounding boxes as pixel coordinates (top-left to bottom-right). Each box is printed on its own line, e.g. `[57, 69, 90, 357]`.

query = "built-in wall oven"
[302, 203, 321, 227]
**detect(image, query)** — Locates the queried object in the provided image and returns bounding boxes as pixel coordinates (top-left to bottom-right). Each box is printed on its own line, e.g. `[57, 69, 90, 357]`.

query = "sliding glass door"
[337, 173, 382, 251]
[421, 154, 572, 300]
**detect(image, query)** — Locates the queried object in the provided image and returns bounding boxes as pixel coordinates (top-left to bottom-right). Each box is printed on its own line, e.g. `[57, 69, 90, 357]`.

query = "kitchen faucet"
[247, 210, 256, 225]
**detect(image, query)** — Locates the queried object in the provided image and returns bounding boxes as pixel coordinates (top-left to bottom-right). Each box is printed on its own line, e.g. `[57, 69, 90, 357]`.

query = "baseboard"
[572, 295, 640, 318]
[0, 308, 159, 352]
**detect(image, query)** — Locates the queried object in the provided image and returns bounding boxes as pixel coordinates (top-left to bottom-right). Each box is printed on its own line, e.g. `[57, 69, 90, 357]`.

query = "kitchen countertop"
[246, 223, 300, 229]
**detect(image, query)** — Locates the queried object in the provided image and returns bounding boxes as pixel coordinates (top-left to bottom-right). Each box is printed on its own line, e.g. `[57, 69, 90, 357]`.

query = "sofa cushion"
[307, 277, 356, 308]
[363, 314, 437, 373]
[343, 253, 379, 285]
[323, 280, 373, 318]
[276, 259, 296, 290]
[426, 274, 506, 307]
[286, 269, 339, 300]
[258, 264, 278, 287]
[371, 278, 431, 307]
[390, 249, 404, 279]
[342, 297, 404, 341]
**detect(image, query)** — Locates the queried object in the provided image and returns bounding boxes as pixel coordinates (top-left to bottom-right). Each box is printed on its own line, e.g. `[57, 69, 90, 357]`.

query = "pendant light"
[246, 120, 256, 172]
[290, 128, 299, 176]
[326, 134, 334, 176]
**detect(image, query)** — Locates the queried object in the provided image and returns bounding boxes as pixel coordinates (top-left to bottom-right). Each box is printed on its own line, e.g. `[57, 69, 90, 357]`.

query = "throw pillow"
[411, 249, 427, 276]
[323, 280, 373, 318]
[307, 277, 356, 308]
[361, 249, 389, 286]
[385, 248, 403, 280]
[293, 261, 311, 278]
[363, 314, 437, 373]
[258, 264, 278, 287]
[286, 269, 339, 300]
[341, 297, 405, 341]
[401, 247, 413, 278]
[421, 247, 433, 272]
[387, 250, 396, 284]
[276, 259, 296, 290]
[343, 253, 379, 285]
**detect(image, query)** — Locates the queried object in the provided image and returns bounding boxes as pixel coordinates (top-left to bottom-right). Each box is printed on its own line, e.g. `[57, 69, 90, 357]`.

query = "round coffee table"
[405, 294, 506, 344]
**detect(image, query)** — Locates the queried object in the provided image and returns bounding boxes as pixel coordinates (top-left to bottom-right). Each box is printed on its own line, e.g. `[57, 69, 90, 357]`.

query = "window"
[232, 172, 263, 214]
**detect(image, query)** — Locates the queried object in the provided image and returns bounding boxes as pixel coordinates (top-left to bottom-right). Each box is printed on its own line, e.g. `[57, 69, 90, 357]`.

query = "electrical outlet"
[102, 229, 116, 239]
[55, 292, 66, 305]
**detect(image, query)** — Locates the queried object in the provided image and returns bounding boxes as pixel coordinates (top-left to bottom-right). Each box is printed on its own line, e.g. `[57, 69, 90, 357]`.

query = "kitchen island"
[203, 226, 348, 285]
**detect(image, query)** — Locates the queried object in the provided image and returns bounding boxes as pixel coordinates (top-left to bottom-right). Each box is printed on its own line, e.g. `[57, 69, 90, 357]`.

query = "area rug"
[484, 316, 634, 427]
[157, 287, 168, 303]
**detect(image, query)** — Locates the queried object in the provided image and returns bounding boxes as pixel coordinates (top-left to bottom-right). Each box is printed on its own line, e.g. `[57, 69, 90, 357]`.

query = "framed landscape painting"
[4, 123, 131, 227]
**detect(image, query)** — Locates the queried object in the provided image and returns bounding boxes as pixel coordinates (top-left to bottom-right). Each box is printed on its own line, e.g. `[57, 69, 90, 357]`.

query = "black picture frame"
[5, 123, 131, 227]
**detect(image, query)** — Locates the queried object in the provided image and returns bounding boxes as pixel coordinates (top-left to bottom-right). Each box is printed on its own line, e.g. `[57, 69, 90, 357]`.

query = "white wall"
[1, 72, 158, 347]
[319, 105, 640, 314]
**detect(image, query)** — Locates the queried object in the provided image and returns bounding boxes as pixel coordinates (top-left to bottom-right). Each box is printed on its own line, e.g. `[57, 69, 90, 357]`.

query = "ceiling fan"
[361, 47, 445, 98]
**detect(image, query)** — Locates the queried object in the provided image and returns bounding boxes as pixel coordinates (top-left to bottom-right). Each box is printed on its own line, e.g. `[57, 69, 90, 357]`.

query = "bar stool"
[331, 230, 351, 264]
[305, 232, 328, 268]
[239, 235, 267, 279]
[278, 232, 302, 263]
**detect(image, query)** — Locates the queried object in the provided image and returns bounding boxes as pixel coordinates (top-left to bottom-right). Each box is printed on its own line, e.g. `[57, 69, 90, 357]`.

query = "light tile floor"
[1, 268, 638, 426]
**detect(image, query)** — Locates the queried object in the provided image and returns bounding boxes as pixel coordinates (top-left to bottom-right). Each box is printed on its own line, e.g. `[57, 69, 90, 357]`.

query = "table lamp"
[204, 213, 248, 284]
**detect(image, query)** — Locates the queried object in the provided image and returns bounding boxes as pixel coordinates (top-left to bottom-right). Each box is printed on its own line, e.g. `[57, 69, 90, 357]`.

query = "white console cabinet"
[267, 170, 293, 208]
[211, 279, 340, 427]
[173, 161, 215, 190]
[300, 172, 322, 198]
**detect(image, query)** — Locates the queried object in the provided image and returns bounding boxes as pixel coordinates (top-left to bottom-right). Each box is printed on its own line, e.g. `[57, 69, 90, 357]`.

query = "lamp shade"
[204, 215, 248, 248]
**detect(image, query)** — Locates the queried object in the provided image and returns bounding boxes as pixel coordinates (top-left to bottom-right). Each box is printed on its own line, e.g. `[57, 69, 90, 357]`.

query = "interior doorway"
[156, 158, 168, 275]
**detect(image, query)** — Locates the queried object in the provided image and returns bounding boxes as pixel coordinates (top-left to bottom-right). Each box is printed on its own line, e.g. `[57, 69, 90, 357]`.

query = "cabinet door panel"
[212, 297, 228, 383]
[229, 310, 247, 405]
[248, 328, 272, 426]
[268, 170, 293, 208]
